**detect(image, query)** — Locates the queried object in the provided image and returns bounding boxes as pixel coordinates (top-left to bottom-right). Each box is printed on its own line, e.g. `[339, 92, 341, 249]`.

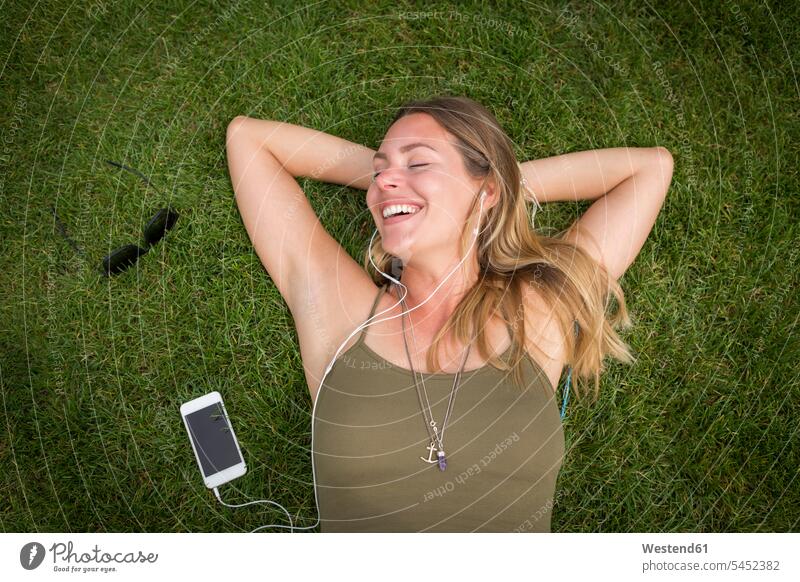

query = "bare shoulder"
[516, 278, 568, 394]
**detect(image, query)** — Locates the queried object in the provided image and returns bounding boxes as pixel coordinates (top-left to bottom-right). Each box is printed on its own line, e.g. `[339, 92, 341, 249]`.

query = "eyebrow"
[373, 142, 438, 161]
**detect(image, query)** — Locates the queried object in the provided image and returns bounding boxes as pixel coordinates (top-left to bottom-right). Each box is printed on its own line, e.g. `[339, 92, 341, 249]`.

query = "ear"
[483, 177, 501, 209]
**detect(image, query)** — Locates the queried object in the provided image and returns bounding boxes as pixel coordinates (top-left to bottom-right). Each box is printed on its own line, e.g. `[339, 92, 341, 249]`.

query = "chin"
[380, 237, 411, 259]
[378, 231, 416, 262]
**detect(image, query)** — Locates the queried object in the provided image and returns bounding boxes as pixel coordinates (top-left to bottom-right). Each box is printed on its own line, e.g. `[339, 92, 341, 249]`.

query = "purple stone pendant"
[437, 450, 447, 471]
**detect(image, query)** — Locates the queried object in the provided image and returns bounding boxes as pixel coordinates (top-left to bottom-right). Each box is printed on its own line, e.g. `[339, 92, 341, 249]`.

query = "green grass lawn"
[1, 0, 797, 532]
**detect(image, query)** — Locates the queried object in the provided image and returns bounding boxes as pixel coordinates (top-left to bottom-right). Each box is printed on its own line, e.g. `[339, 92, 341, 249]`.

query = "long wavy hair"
[363, 95, 635, 401]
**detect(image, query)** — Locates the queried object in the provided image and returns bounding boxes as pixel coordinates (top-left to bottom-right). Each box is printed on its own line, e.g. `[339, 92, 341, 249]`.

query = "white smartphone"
[180, 391, 247, 489]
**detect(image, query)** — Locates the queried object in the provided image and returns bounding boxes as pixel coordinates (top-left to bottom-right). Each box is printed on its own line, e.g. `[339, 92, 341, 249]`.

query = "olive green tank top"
[312, 283, 565, 532]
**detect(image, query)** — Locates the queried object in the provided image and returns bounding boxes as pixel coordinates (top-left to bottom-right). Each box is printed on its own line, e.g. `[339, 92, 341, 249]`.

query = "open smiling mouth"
[381, 205, 424, 225]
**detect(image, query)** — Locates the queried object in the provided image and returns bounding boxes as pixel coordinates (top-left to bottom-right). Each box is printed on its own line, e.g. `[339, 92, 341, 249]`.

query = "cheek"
[415, 169, 447, 188]
[366, 189, 378, 214]
[423, 179, 470, 218]
[411, 173, 449, 208]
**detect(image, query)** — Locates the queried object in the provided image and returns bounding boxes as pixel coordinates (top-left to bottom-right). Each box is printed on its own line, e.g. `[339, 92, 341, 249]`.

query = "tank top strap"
[501, 318, 522, 361]
[356, 282, 390, 346]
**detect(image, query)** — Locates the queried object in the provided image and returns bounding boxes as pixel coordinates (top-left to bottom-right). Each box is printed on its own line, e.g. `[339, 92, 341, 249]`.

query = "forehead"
[377, 113, 455, 155]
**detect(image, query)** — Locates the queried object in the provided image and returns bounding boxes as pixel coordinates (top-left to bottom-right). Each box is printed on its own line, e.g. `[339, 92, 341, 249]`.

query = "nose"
[373, 167, 405, 190]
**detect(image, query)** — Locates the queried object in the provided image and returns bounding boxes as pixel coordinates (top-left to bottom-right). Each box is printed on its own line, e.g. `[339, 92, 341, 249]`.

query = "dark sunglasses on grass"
[51, 160, 180, 276]
[99, 160, 179, 275]
[101, 206, 179, 275]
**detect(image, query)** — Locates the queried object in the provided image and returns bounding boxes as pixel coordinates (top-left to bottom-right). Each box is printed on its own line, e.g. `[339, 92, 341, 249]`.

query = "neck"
[392, 251, 480, 334]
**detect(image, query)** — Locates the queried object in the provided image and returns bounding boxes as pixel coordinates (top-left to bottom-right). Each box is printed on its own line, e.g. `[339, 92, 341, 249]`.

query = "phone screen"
[185, 403, 243, 477]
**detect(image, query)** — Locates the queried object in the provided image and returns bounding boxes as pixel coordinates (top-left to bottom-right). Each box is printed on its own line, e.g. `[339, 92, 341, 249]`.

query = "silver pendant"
[420, 442, 447, 471]
[420, 441, 438, 464]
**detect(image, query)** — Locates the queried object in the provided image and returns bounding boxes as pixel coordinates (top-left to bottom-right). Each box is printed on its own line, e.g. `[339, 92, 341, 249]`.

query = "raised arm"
[520, 147, 674, 280]
[227, 116, 384, 403]
[227, 116, 376, 189]
[519, 147, 667, 203]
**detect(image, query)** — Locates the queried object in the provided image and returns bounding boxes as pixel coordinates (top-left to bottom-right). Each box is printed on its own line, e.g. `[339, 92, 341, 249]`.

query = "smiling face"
[367, 113, 490, 265]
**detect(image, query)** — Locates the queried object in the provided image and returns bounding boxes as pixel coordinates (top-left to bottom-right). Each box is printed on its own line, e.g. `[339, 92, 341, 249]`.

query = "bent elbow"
[226, 116, 250, 144]
[654, 146, 674, 171]
[653, 146, 674, 186]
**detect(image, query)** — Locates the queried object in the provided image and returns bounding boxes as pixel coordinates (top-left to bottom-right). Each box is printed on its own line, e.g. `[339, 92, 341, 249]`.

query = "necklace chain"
[397, 284, 470, 471]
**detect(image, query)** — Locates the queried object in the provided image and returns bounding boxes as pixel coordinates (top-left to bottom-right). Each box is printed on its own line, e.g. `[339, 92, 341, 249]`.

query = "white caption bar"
[2, 533, 797, 581]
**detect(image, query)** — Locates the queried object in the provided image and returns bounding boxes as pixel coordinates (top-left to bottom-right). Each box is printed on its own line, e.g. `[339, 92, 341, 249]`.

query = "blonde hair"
[363, 95, 635, 401]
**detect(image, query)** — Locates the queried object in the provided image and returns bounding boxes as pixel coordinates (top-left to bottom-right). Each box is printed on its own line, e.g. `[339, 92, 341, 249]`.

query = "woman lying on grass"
[226, 95, 674, 532]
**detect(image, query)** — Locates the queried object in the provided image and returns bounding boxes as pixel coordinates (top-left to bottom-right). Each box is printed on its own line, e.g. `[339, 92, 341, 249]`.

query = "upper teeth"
[383, 204, 421, 218]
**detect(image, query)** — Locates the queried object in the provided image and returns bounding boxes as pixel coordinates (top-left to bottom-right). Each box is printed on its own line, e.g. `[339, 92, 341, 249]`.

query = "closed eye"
[372, 164, 429, 179]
